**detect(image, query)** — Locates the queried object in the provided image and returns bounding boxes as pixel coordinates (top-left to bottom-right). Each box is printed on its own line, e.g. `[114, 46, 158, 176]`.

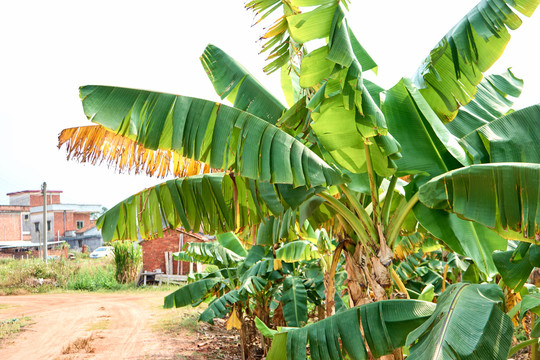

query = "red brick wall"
[29, 194, 61, 207]
[72, 213, 91, 230]
[65, 212, 74, 231]
[0, 213, 22, 241]
[141, 229, 204, 274]
[54, 212, 66, 235]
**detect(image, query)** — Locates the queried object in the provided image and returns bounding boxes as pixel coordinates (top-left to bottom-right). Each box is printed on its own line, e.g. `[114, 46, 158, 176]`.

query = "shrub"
[112, 241, 143, 284]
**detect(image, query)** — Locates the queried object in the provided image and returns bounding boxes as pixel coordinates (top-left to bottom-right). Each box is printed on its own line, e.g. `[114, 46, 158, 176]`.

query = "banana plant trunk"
[239, 310, 249, 360]
[344, 244, 402, 360]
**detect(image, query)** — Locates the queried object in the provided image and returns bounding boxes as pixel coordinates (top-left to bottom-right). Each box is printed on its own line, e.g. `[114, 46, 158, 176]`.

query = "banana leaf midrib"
[433, 283, 470, 357]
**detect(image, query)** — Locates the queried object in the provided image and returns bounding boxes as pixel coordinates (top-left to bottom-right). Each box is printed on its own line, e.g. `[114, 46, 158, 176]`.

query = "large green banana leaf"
[446, 69, 523, 139]
[79, 85, 343, 188]
[276, 240, 320, 262]
[266, 299, 435, 360]
[418, 163, 540, 240]
[173, 241, 245, 268]
[384, 78, 469, 179]
[198, 290, 241, 324]
[216, 232, 248, 257]
[459, 104, 540, 164]
[282, 276, 308, 327]
[164, 278, 221, 308]
[412, 0, 540, 123]
[493, 242, 540, 291]
[200, 44, 285, 124]
[96, 173, 324, 242]
[255, 211, 302, 246]
[412, 203, 507, 277]
[406, 283, 513, 360]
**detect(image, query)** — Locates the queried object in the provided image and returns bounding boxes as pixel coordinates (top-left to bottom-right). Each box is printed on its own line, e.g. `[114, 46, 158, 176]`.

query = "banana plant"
[266, 283, 512, 360]
[164, 233, 281, 359]
[165, 230, 340, 358]
[58, 0, 540, 358]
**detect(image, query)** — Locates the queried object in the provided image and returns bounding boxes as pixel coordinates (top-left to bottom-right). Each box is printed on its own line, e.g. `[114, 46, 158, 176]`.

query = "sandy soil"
[0, 291, 203, 360]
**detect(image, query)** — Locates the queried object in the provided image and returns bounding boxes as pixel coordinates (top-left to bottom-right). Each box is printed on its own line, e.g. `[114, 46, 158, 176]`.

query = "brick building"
[141, 229, 208, 274]
[0, 190, 103, 251]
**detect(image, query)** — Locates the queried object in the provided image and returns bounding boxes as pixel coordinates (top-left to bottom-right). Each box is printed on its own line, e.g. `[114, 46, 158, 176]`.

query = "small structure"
[140, 228, 208, 275]
[0, 190, 103, 253]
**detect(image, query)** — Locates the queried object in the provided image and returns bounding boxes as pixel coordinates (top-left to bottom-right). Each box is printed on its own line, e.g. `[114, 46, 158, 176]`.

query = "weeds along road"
[0, 291, 173, 359]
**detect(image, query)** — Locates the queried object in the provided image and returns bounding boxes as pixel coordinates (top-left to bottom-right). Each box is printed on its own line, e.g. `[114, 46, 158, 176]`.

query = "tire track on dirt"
[0, 292, 168, 360]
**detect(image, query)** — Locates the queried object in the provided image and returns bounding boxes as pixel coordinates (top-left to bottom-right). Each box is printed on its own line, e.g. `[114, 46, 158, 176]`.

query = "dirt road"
[0, 291, 191, 360]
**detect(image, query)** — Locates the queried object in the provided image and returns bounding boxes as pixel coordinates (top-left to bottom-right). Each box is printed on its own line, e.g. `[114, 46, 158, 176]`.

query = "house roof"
[7, 190, 63, 196]
[30, 204, 102, 213]
[0, 205, 30, 212]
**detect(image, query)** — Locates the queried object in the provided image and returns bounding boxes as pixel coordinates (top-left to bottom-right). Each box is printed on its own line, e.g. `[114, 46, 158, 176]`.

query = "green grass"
[66, 258, 126, 291]
[0, 254, 184, 295]
[0, 256, 133, 294]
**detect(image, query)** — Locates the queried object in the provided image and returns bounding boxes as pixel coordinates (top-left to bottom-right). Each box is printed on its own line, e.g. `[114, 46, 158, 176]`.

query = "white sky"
[1, 1, 539, 208]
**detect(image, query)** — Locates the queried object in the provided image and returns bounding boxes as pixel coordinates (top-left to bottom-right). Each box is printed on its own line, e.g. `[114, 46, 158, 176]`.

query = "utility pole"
[42, 182, 48, 263]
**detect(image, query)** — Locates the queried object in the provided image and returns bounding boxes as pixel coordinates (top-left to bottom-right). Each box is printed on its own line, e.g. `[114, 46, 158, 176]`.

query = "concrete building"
[0, 190, 103, 252]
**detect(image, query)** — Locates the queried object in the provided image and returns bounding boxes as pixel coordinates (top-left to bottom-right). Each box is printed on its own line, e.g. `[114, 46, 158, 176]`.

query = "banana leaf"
[446, 69, 523, 139]
[198, 290, 241, 324]
[493, 243, 540, 291]
[384, 79, 468, 179]
[411, 0, 540, 123]
[412, 203, 507, 277]
[282, 276, 308, 327]
[406, 283, 513, 360]
[97, 173, 324, 241]
[418, 163, 540, 241]
[267, 299, 435, 360]
[77, 85, 343, 188]
[173, 241, 245, 268]
[276, 240, 320, 262]
[164, 278, 221, 308]
[459, 104, 540, 164]
[200, 44, 285, 124]
[58, 125, 211, 178]
[216, 232, 248, 257]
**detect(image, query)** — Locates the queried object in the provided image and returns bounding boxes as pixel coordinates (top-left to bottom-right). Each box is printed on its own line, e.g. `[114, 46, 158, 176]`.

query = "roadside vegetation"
[0, 255, 127, 295]
[111, 240, 143, 284]
[0, 316, 33, 346]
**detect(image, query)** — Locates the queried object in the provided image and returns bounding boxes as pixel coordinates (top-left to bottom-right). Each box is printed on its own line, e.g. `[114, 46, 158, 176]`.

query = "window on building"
[24, 214, 29, 221]
[47, 220, 51, 231]
[77, 221, 84, 230]
[34, 222, 40, 232]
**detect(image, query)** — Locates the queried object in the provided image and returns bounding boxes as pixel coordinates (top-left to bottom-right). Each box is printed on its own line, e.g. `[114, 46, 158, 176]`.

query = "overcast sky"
[1, 1, 539, 208]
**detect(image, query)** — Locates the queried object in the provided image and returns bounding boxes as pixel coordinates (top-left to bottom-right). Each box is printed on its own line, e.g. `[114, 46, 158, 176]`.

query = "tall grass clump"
[112, 241, 143, 284]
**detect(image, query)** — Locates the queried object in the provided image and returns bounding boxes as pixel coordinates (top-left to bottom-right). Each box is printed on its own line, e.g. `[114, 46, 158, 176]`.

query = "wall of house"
[28, 194, 61, 207]
[29, 212, 56, 243]
[0, 212, 23, 241]
[72, 213, 91, 230]
[141, 230, 204, 274]
[9, 193, 61, 206]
